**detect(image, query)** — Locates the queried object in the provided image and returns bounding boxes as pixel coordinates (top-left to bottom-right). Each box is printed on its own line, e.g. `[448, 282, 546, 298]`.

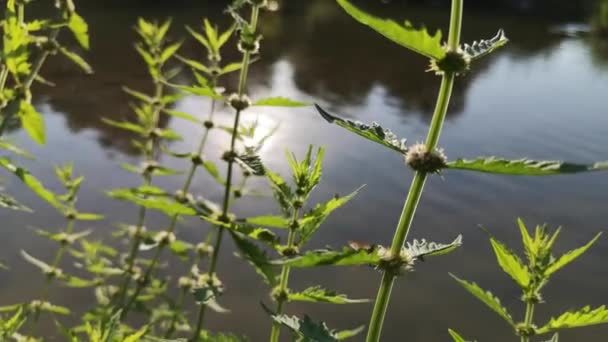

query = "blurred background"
[2, 0, 608, 340]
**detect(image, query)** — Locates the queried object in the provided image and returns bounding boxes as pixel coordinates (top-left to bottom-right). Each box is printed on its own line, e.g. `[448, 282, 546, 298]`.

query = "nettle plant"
[308, 1, 608, 341]
[449, 219, 606, 342]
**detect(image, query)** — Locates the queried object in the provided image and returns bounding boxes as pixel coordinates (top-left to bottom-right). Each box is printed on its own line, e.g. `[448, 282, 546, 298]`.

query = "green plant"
[449, 219, 606, 342]
[313, 1, 608, 341]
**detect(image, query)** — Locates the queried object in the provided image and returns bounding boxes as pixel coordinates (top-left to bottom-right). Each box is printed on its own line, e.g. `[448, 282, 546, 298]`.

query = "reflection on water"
[2, 1, 608, 340]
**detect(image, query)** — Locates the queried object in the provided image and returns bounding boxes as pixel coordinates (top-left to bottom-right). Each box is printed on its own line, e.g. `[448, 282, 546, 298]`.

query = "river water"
[2, 1, 608, 341]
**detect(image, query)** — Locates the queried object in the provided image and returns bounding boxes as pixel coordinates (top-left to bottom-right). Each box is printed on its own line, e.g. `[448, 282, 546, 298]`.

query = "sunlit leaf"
[336, 0, 445, 59]
[448, 329, 470, 342]
[0, 141, 32, 159]
[463, 29, 508, 61]
[450, 274, 514, 326]
[102, 118, 145, 135]
[163, 109, 202, 124]
[544, 233, 601, 277]
[288, 286, 368, 304]
[108, 187, 196, 216]
[18, 101, 45, 145]
[266, 310, 362, 341]
[67, 13, 90, 49]
[447, 158, 608, 176]
[489, 237, 530, 288]
[235, 153, 265, 176]
[161, 41, 182, 63]
[315, 105, 407, 154]
[244, 215, 290, 229]
[253, 97, 309, 107]
[537, 306, 608, 334]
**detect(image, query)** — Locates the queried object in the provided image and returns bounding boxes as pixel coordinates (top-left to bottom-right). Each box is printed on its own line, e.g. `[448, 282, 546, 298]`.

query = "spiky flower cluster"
[429, 48, 471, 76]
[404, 143, 448, 173]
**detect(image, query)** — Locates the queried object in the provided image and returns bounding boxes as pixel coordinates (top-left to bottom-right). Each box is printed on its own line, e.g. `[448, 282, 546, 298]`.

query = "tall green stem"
[365, 1, 462, 341]
[190, 5, 261, 341]
[521, 302, 535, 342]
[269, 208, 300, 342]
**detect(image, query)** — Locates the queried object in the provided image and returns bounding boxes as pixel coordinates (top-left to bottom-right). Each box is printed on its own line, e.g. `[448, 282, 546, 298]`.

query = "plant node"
[515, 323, 537, 338]
[404, 143, 448, 174]
[154, 231, 176, 246]
[178, 276, 195, 290]
[376, 246, 415, 275]
[195, 242, 214, 257]
[279, 245, 299, 257]
[271, 286, 289, 302]
[228, 93, 251, 111]
[221, 150, 237, 163]
[429, 48, 471, 76]
[191, 154, 204, 166]
[203, 120, 214, 129]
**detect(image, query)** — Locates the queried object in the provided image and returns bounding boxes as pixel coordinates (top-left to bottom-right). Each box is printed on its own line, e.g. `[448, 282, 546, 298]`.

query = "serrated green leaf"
[58, 46, 93, 74]
[537, 306, 608, 334]
[288, 286, 368, 304]
[67, 13, 90, 49]
[405, 235, 463, 259]
[161, 41, 182, 63]
[235, 153, 265, 176]
[336, 0, 445, 59]
[266, 311, 359, 342]
[230, 232, 278, 286]
[544, 233, 601, 277]
[450, 274, 514, 326]
[334, 326, 365, 340]
[102, 118, 145, 135]
[274, 247, 380, 268]
[463, 29, 508, 61]
[299, 188, 362, 245]
[315, 105, 407, 154]
[253, 97, 309, 107]
[489, 238, 530, 288]
[18, 101, 45, 145]
[447, 158, 608, 175]
[122, 86, 153, 103]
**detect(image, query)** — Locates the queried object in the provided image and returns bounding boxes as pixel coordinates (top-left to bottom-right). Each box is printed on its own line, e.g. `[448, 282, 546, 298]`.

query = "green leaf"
[315, 105, 407, 154]
[67, 13, 90, 49]
[288, 286, 368, 304]
[124, 327, 147, 342]
[63, 275, 98, 288]
[450, 274, 514, 326]
[122, 86, 153, 103]
[253, 97, 309, 107]
[0, 191, 32, 212]
[161, 41, 182, 63]
[202, 160, 226, 185]
[544, 233, 601, 277]
[334, 326, 365, 340]
[463, 29, 508, 61]
[244, 215, 290, 229]
[162, 109, 202, 124]
[18, 101, 45, 145]
[74, 213, 104, 221]
[537, 306, 608, 334]
[489, 237, 530, 288]
[405, 235, 463, 259]
[274, 247, 380, 268]
[336, 0, 445, 59]
[0, 158, 61, 209]
[447, 158, 608, 176]
[102, 118, 145, 135]
[58, 46, 93, 74]
[447, 329, 471, 342]
[299, 188, 362, 245]
[266, 311, 361, 342]
[230, 231, 278, 286]
[173, 84, 223, 100]
[108, 187, 196, 216]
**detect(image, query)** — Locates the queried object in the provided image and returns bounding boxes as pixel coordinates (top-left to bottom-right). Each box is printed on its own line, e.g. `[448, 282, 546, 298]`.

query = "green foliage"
[452, 220, 605, 339]
[336, 0, 445, 60]
[315, 105, 408, 154]
[288, 286, 368, 304]
[447, 158, 608, 175]
[462, 30, 508, 61]
[274, 247, 380, 268]
[266, 311, 363, 342]
[253, 97, 309, 107]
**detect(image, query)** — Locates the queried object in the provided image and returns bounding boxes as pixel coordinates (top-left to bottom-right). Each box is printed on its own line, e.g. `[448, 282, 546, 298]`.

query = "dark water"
[2, 1, 608, 341]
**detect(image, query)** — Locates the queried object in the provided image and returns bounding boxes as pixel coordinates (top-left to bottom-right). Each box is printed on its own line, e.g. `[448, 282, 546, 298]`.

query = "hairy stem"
[365, 1, 462, 341]
[269, 208, 300, 342]
[190, 5, 261, 340]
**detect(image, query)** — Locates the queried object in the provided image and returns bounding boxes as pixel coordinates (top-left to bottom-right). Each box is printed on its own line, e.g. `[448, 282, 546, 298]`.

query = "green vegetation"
[0, 0, 606, 341]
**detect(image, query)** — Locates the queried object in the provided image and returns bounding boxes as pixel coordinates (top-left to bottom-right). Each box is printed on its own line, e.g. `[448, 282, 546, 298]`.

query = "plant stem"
[189, 5, 261, 340]
[269, 208, 300, 342]
[365, 1, 462, 341]
[115, 79, 164, 310]
[521, 301, 535, 342]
